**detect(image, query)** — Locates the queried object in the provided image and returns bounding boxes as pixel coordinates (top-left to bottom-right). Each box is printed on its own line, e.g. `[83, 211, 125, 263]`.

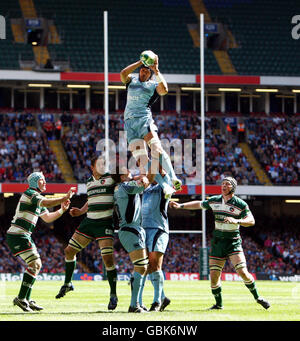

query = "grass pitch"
[0, 280, 299, 321]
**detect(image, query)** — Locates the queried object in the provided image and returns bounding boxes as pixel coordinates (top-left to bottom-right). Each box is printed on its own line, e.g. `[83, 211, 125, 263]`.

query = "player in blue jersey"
[139, 178, 172, 312]
[120, 53, 182, 199]
[113, 168, 154, 313]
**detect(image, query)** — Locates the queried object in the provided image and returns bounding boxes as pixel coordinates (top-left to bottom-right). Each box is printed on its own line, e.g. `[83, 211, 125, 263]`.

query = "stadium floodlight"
[108, 85, 126, 89]
[67, 84, 90, 88]
[28, 83, 52, 87]
[181, 87, 202, 91]
[218, 88, 241, 92]
[292, 89, 300, 93]
[255, 88, 278, 92]
[285, 199, 300, 203]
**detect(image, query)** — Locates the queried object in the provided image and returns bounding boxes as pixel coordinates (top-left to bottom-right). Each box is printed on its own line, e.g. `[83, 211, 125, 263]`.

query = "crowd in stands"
[1, 110, 299, 186]
[59, 112, 260, 185]
[0, 112, 63, 183]
[246, 116, 300, 185]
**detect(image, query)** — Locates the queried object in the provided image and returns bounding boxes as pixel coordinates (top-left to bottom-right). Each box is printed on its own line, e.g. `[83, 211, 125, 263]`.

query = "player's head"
[27, 172, 46, 192]
[91, 155, 106, 177]
[222, 177, 237, 195]
[139, 65, 153, 82]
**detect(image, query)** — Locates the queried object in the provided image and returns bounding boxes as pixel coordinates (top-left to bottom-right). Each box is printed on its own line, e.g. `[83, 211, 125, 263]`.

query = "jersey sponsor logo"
[105, 229, 113, 235]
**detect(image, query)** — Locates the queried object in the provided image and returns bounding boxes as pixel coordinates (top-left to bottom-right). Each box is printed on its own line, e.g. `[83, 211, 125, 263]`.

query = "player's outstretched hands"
[69, 207, 82, 217]
[64, 187, 76, 201]
[61, 200, 71, 212]
[149, 53, 159, 73]
[169, 201, 181, 209]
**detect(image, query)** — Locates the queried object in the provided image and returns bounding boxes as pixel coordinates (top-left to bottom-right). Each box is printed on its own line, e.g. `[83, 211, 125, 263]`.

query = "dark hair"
[90, 156, 99, 167]
[140, 65, 154, 78]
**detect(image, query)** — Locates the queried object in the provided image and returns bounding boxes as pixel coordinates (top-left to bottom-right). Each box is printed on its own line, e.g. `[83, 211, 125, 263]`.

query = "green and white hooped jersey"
[200, 195, 251, 233]
[7, 188, 48, 235]
[86, 174, 115, 220]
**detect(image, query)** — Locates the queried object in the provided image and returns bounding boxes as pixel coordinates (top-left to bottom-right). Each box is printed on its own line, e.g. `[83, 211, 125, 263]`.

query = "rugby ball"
[140, 50, 156, 67]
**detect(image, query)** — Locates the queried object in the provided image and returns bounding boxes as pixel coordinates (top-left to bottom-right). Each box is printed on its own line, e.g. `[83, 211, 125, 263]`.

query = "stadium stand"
[203, 0, 300, 76]
[246, 116, 300, 185]
[0, 112, 63, 183]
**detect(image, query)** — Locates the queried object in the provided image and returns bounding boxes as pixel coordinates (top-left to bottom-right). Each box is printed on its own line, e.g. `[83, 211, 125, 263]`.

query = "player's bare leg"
[209, 257, 226, 309]
[230, 253, 270, 309]
[56, 232, 90, 299]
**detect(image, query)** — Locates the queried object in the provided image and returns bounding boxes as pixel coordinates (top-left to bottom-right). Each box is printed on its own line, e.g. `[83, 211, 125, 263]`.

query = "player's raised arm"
[120, 60, 143, 84]
[169, 200, 202, 210]
[40, 187, 76, 208]
[150, 54, 168, 96]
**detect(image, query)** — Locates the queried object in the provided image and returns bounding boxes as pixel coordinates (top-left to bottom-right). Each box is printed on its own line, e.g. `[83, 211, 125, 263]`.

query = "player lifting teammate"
[55, 156, 118, 311]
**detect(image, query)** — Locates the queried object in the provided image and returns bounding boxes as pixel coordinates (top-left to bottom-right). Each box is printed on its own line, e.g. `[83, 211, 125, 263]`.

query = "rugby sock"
[159, 151, 177, 181]
[151, 270, 164, 304]
[106, 267, 117, 296]
[244, 278, 259, 300]
[18, 272, 36, 300]
[138, 274, 147, 306]
[131, 272, 144, 308]
[64, 259, 76, 284]
[211, 285, 223, 307]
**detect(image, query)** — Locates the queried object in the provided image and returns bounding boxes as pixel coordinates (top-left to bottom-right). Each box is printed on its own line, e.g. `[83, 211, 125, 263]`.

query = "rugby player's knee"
[102, 255, 115, 269]
[134, 265, 148, 276]
[28, 258, 42, 275]
[64, 245, 77, 260]
[210, 270, 221, 285]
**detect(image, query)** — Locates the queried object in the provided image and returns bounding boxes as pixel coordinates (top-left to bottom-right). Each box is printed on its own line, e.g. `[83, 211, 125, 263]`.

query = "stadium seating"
[245, 116, 300, 185]
[33, 0, 221, 74]
[204, 0, 300, 76]
[0, 112, 63, 183]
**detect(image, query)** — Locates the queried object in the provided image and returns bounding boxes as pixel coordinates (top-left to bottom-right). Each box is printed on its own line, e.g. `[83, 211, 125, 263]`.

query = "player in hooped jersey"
[56, 156, 119, 310]
[6, 172, 75, 312]
[120, 52, 182, 199]
[170, 177, 271, 310]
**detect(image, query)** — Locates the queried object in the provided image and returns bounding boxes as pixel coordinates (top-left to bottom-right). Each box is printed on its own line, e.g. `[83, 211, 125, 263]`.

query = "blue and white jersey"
[113, 180, 145, 230]
[124, 75, 158, 120]
[141, 183, 169, 233]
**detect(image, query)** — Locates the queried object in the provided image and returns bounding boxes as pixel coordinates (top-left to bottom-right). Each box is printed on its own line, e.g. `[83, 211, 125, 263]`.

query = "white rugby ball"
[140, 50, 156, 67]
